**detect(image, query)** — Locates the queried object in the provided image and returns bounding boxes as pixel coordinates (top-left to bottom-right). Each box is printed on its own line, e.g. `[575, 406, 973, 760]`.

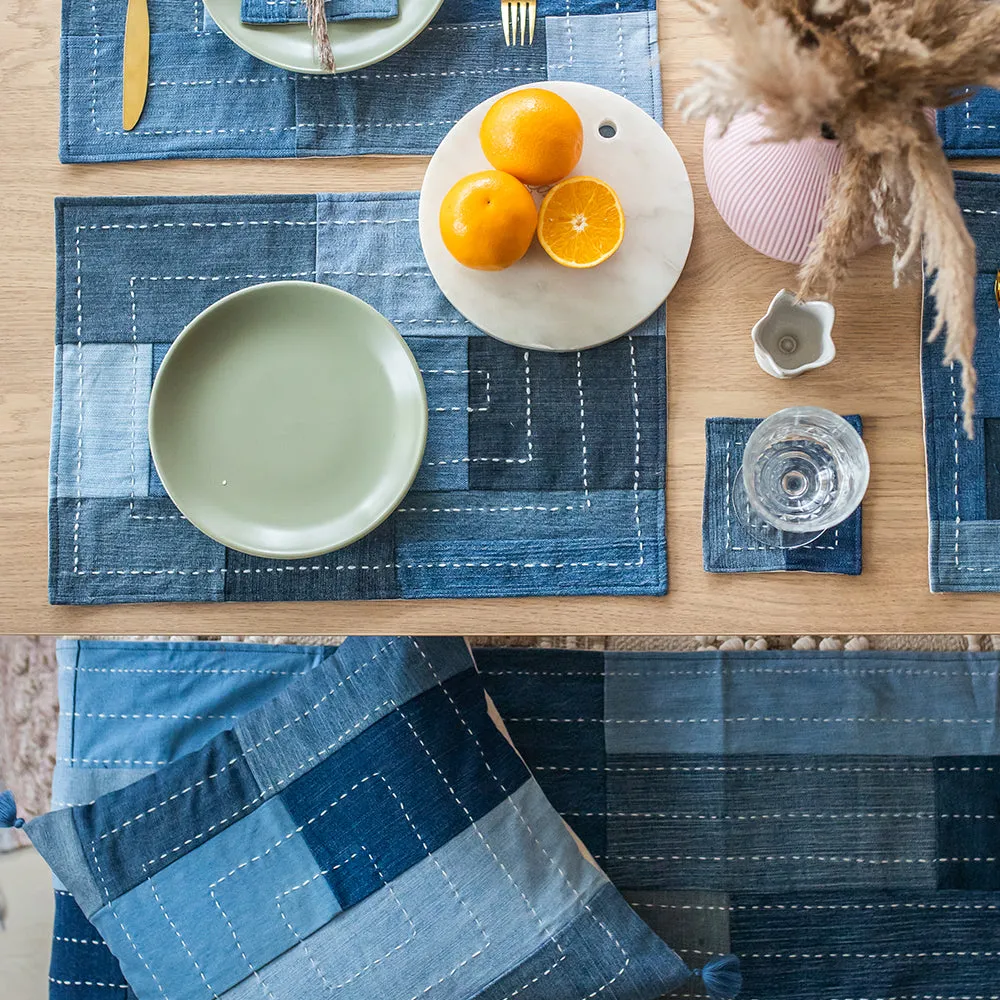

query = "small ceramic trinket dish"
[751, 289, 836, 379]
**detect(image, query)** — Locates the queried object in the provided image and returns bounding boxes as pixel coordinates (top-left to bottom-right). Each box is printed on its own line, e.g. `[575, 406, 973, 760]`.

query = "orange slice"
[536, 176, 625, 269]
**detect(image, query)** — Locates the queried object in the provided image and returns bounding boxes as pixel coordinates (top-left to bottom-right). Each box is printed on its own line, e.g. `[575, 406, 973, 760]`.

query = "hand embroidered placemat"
[922, 170, 1000, 592]
[60, 0, 661, 162]
[938, 88, 1000, 159]
[702, 416, 863, 575]
[45, 639, 1000, 1000]
[49, 194, 666, 604]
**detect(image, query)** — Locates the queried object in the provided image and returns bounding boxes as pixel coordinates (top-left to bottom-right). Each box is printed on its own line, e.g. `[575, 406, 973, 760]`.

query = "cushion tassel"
[0, 790, 25, 829]
[691, 954, 742, 1000]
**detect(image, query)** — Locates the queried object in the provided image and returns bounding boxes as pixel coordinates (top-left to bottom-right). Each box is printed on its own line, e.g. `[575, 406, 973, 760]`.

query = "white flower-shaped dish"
[751, 289, 836, 379]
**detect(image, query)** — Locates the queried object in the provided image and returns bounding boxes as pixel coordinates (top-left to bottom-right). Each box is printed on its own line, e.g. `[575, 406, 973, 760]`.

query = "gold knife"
[123, 0, 150, 131]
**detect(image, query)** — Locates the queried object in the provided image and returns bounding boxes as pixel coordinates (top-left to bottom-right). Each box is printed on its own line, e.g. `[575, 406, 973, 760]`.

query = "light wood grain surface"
[1, 0, 997, 635]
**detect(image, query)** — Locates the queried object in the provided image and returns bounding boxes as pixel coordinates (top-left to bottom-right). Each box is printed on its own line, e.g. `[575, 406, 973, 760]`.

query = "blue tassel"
[691, 954, 741, 1000]
[0, 790, 24, 829]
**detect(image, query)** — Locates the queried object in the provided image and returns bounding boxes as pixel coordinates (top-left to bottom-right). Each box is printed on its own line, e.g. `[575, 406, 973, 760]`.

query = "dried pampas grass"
[679, 0, 1000, 437]
[306, 0, 335, 72]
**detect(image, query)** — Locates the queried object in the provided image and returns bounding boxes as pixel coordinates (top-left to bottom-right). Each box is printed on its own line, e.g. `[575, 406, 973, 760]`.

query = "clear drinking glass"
[732, 406, 870, 549]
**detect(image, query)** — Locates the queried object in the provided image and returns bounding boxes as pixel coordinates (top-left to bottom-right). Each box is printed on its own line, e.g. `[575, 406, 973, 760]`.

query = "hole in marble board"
[598, 121, 618, 139]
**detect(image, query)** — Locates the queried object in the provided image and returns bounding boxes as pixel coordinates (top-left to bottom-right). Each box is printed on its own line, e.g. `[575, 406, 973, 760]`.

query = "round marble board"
[418, 82, 695, 352]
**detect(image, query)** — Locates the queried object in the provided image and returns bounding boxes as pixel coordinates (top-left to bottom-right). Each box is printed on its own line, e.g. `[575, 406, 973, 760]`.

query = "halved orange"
[537, 176, 625, 269]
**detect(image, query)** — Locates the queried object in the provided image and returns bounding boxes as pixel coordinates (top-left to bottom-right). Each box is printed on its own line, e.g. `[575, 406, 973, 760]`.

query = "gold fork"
[501, 0, 536, 45]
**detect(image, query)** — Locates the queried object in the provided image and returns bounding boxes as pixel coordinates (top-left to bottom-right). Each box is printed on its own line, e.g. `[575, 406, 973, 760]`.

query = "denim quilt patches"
[938, 89, 1000, 159]
[45, 640, 1000, 1000]
[922, 171, 1000, 591]
[49, 194, 667, 603]
[32, 637, 688, 1000]
[60, 0, 662, 161]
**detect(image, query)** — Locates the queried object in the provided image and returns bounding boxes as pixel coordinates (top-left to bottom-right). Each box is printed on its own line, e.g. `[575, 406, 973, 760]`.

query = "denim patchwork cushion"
[702, 416, 863, 575]
[241, 0, 398, 24]
[923, 171, 1000, 591]
[27, 637, 689, 1000]
[938, 89, 1000, 159]
[49, 194, 666, 604]
[60, 0, 662, 162]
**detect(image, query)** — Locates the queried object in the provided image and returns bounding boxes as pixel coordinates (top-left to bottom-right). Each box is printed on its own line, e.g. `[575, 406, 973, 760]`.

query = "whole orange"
[439, 170, 538, 271]
[480, 88, 584, 187]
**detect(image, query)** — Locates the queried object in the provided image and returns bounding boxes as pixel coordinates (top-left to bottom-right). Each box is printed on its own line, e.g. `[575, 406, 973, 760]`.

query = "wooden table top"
[1, 0, 996, 635]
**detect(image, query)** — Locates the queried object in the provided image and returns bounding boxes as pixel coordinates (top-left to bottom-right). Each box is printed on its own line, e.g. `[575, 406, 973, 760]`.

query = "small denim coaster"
[703, 415, 863, 575]
[241, 0, 398, 24]
[938, 89, 1000, 159]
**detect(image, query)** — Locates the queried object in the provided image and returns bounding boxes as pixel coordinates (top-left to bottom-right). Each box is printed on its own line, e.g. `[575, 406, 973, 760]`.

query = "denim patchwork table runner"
[60, 0, 661, 162]
[938, 89, 1000, 159]
[49, 194, 666, 604]
[922, 171, 1000, 591]
[47, 640, 1000, 1000]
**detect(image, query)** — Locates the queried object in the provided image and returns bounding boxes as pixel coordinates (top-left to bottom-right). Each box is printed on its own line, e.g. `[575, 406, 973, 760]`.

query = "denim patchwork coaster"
[241, 0, 398, 24]
[938, 89, 1000, 159]
[49, 193, 666, 604]
[60, 0, 662, 162]
[702, 415, 863, 575]
[922, 171, 1000, 591]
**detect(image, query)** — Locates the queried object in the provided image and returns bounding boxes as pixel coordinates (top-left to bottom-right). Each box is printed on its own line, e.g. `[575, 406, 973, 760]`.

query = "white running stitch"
[95, 640, 392, 842]
[275, 847, 417, 991]
[482, 663, 1000, 678]
[505, 714, 994, 724]
[577, 352, 590, 507]
[964, 99, 999, 131]
[71, 223, 646, 575]
[631, 900, 999, 913]
[145, 704, 393, 866]
[90, 843, 167, 998]
[409, 638, 633, 1000]
[49, 980, 128, 991]
[597, 852, 996, 864]
[628, 336, 644, 566]
[564, 809, 996, 821]
[62, 710, 238, 720]
[149, 873, 215, 997]
[532, 762, 996, 774]
[54, 936, 108, 946]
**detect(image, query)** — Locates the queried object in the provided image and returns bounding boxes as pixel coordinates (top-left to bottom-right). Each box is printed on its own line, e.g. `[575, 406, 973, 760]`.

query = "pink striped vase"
[702, 112, 844, 265]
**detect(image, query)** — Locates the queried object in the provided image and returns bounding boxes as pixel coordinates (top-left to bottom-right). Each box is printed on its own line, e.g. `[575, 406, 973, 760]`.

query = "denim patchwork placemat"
[49, 194, 666, 604]
[46, 639, 1000, 1000]
[923, 171, 1000, 592]
[241, 0, 398, 24]
[702, 416, 863, 575]
[60, 0, 661, 162]
[938, 89, 1000, 159]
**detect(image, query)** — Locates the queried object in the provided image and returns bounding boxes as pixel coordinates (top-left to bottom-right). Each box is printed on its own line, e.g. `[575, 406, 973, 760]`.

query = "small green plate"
[149, 282, 427, 559]
[203, 0, 444, 75]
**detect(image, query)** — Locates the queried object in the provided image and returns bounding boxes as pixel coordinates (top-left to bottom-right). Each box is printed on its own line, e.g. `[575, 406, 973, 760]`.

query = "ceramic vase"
[702, 111, 844, 265]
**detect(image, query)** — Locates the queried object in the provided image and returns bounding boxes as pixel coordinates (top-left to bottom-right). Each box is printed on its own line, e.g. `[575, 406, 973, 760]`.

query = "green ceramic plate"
[149, 282, 427, 559]
[203, 0, 444, 74]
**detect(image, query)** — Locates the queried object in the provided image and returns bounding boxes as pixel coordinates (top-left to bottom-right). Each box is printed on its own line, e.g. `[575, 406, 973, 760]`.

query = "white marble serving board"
[418, 81, 695, 352]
